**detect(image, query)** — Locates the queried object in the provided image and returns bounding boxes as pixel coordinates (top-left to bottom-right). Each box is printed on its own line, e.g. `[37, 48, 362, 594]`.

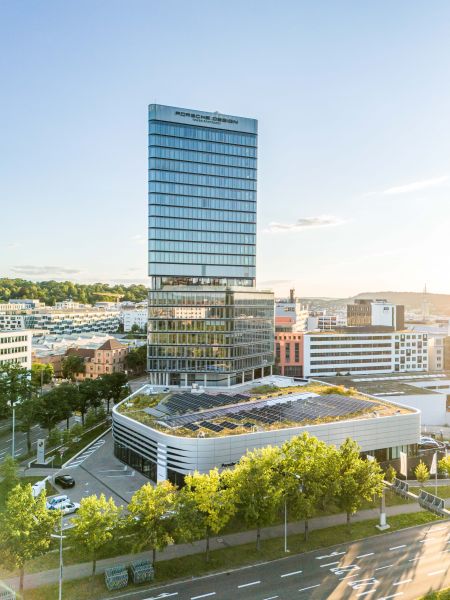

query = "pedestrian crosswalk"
[65, 438, 106, 469]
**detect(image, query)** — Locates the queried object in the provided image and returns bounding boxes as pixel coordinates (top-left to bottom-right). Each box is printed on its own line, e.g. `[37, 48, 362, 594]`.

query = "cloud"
[131, 234, 146, 245]
[6, 242, 20, 249]
[264, 215, 345, 233]
[383, 175, 448, 195]
[10, 265, 82, 277]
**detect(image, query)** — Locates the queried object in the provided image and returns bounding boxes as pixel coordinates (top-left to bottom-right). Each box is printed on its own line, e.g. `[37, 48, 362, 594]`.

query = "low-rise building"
[66, 338, 128, 380]
[122, 309, 148, 332]
[0, 330, 32, 369]
[304, 329, 428, 377]
[275, 332, 304, 377]
[24, 307, 120, 335]
[0, 314, 25, 331]
[112, 379, 420, 484]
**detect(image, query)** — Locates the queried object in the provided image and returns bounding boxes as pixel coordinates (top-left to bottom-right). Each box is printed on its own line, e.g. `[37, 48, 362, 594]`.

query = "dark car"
[54, 475, 75, 489]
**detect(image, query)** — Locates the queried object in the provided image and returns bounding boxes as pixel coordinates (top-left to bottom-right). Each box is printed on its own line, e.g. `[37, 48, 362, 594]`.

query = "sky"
[1, 0, 450, 298]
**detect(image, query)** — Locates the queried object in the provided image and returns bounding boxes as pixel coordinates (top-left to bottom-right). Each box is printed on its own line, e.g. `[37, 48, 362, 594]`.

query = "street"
[102, 520, 450, 600]
[0, 415, 81, 461]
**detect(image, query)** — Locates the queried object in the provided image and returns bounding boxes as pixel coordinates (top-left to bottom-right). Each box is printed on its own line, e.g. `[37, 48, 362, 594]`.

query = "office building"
[0, 330, 32, 369]
[147, 104, 274, 387]
[347, 299, 405, 330]
[303, 329, 428, 377]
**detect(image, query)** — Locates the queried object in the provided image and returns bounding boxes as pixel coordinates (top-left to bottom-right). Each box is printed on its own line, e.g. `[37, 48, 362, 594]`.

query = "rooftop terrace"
[116, 382, 413, 438]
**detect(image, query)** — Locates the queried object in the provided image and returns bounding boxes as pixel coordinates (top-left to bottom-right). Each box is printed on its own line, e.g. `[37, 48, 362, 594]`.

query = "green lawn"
[18, 511, 440, 600]
[411, 485, 450, 499]
[422, 591, 450, 599]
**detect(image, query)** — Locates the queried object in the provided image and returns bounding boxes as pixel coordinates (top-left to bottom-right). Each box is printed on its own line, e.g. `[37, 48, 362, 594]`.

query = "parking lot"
[48, 431, 149, 527]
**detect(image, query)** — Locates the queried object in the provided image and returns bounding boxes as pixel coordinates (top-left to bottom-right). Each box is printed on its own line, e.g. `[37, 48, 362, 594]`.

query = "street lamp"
[51, 511, 66, 600]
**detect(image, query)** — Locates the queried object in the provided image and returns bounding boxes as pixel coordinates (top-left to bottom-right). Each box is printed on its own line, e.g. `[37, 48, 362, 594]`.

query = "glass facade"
[148, 105, 274, 386]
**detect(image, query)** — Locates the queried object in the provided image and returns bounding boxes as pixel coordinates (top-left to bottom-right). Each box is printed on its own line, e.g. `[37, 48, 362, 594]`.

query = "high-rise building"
[147, 104, 274, 386]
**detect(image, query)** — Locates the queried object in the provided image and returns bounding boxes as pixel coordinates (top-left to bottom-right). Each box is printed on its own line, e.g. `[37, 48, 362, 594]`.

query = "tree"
[0, 484, 58, 593]
[280, 433, 335, 540]
[69, 494, 121, 578]
[62, 354, 86, 382]
[125, 345, 147, 375]
[31, 363, 54, 389]
[47, 382, 80, 429]
[0, 364, 33, 418]
[415, 461, 430, 489]
[385, 465, 397, 483]
[334, 438, 384, 527]
[0, 455, 19, 491]
[77, 379, 103, 426]
[438, 456, 450, 476]
[178, 469, 236, 561]
[36, 387, 70, 432]
[231, 446, 283, 550]
[127, 481, 177, 566]
[98, 372, 129, 413]
[16, 395, 41, 453]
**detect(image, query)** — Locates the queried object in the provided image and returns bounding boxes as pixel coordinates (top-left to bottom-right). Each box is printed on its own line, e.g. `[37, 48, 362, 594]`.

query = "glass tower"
[148, 104, 274, 387]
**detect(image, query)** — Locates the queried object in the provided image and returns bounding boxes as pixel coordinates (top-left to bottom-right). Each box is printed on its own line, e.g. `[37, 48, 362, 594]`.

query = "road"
[102, 520, 450, 600]
[0, 415, 81, 461]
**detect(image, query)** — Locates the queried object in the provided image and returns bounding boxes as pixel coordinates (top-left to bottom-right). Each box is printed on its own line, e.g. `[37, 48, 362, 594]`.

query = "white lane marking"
[408, 557, 421, 562]
[320, 561, 339, 567]
[377, 595, 404, 600]
[357, 553, 375, 558]
[393, 579, 412, 586]
[191, 594, 216, 600]
[389, 545, 406, 551]
[356, 592, 376, 598]
[298, 584, 320, 593]
[280, 569, 302, 578]
[263, 597, 279, 600]
[316, 551, 345, 560]
[375, 564, 394, 571]
[237, 581, 260, 588]
[32, 424, 39, 429]
[143, 594, 178, 600]
[428, 569, 446, 576]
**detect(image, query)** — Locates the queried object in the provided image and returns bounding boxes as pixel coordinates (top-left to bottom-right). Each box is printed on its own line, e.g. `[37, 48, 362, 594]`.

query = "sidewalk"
[3, 502, 424, 591]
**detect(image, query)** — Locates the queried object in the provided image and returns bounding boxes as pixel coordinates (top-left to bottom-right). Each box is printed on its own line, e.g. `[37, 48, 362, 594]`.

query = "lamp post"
[11, 405, 15, 459]
[51, 510, 66, 600]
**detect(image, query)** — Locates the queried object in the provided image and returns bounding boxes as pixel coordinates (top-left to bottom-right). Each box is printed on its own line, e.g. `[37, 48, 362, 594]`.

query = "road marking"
[298, 584, 320, 593]
[191, 594, 216, 600]
[408, 557, 421, 562]
[356, 592, 376, 598]
[428, 570, 446, 576]
[316, 551, 345, 560]
[357, 553, 375, 559]
[377, 595, 403, 600]
[393, 579, 412, 586]
[320, 561, 339, 567]
[237, 581, 260, 588]
[280, 569, 302, 577]
[375, 564, 394, 571]
[263, 597, 279, 600]
[389, 545, 406, 551]
[143, 595, 178, 600]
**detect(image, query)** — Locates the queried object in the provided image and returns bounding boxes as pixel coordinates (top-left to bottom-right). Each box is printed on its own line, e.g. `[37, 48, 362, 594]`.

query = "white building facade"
[121, 309, 148, 332]
[304, 330, 428, 377]
[0, 330, 32, 369]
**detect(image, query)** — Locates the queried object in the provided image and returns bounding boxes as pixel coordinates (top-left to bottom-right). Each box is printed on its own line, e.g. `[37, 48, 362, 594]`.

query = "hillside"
[0, 278, 148, 306]
[303, 291, 450, 316]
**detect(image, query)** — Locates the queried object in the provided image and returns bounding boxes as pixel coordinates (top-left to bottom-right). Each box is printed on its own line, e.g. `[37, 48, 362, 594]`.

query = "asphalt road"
[102, 520, 450, 600]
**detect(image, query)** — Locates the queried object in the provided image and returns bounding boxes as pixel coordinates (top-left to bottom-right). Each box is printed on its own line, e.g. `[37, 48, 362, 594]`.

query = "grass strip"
[13, 511, 441, 600]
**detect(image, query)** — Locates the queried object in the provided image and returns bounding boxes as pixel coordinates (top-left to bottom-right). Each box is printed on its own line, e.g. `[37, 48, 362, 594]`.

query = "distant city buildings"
[347, 299, 405, 329]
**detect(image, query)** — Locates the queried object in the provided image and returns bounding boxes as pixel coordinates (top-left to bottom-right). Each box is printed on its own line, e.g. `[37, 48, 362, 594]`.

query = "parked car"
[46, 494, 69, 509]
[419, 437, 444, 449]
[49, 500, 80, 515]
[54, 475, 75, 489]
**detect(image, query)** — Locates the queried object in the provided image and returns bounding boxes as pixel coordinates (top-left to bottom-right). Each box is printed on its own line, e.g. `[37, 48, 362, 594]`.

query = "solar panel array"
[157, 393, 378, 434]
[159, 392, 249, 416]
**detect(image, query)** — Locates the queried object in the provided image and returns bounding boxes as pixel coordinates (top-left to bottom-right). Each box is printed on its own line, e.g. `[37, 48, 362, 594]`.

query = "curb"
[61, 426, 111, 469]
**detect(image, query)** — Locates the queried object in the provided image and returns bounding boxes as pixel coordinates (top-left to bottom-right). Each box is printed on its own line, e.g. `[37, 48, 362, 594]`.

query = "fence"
[130, 559, 154, 584]
[391, 477, 409, 498]
[104, 564, 128, 591]
[418, 490, 445, 516]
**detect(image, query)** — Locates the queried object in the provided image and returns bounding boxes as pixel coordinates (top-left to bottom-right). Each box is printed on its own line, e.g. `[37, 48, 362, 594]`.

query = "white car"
[49, 500, 80, 515]
[46, 494, 69, 509]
